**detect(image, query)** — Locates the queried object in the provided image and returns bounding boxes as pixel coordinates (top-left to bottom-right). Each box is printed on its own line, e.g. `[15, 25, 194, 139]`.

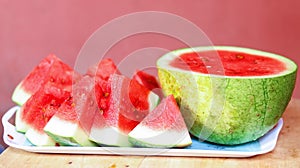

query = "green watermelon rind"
[157, 46, 297, 145]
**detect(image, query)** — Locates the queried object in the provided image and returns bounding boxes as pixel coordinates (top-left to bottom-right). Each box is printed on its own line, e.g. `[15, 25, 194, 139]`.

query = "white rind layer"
[157, 46, 298, 78]
[44, 116, 96, 146]
[89, 126, 132, 147]
[148, 91, 160, 111]
[128, 125, 192, 147]
[15, 108, 30, 133]
[25, 128, 56, 146]
[11, 82, 32, 106]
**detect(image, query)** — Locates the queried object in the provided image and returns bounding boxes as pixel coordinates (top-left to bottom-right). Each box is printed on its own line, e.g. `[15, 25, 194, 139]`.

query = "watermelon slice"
[12, 54, 81, 106]
[16, 83, 70, 146]
[128, 95, 192, 148]
[157, 46, 297, 145]
[44, 76, 98, 146]
[89, 74, 160, 147]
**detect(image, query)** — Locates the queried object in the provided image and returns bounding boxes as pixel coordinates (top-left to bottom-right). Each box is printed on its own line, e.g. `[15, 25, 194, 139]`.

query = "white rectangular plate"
[2, 106, 283, 157]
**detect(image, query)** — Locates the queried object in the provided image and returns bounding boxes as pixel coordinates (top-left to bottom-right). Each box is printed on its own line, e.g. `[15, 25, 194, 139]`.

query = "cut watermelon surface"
[128, 95, 192, 148]
[12, 54, 81, 106]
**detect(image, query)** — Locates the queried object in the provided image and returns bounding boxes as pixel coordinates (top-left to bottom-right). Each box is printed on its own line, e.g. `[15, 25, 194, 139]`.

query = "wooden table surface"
[1, 99, 299, 168]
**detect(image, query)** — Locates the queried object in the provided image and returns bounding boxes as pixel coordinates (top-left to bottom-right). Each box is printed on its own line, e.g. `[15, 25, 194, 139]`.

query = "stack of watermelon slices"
[12, 54, 192, 148]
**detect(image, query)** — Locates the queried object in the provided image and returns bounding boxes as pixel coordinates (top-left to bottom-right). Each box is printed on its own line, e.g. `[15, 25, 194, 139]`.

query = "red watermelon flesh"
[86, 58, 120, 81]
[138, 95, 186, 130]
[12, 54, 81, 105]
[170, 50, 287, 76]
[133, 70, 163, 98]
[133, 70, 161, 91]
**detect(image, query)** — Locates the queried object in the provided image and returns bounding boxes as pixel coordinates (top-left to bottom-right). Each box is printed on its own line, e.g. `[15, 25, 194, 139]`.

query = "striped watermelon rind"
[157, 46, 297, 145]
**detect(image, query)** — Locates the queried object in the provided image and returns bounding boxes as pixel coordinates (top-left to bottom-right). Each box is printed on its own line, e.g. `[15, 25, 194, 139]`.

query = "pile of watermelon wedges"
[11, 54, 192, 148]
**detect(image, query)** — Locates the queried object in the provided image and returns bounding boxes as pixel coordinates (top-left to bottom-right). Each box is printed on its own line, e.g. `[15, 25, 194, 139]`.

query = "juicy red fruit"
[86, 58, 120, 81]
[170, 50, 287, 76]
[21, 84, 70, 132]
[22, 54, 81, 95]
[133, 70, 160, 91]
[99, 74, 154, 134]
[143, 95, 185, 130]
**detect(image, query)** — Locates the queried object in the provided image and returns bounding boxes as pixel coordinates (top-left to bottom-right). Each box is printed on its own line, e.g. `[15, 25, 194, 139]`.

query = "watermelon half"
[157, 46, 297, 145]
[128, 95, 192, 148]
[12, 54, 81, 106]
[89, 74, 160, 147]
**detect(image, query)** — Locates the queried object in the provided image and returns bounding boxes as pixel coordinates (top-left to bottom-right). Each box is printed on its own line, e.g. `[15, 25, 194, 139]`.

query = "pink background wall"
[1, 0, 299, 147]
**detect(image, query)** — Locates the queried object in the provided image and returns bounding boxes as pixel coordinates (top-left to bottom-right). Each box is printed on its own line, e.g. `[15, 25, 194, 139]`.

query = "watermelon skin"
[157, 46, 297, 145]
[12, 54, 81, 106]
[128, 95, 192, 148]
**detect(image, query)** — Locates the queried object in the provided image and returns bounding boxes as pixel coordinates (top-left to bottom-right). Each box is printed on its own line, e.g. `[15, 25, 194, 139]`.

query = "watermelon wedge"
[157, 46, 297, 145]
[128, 95, 192, 148]
[44, 76, 98, 146]
[78, 58, 117, 135]
[16, 83, 70, 146]
[89, 74, 160, 147]
[12, 54, 81, 106]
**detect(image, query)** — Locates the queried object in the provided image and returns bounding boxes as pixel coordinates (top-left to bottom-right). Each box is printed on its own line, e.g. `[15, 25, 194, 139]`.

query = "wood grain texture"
[1, 99, 299, 168]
